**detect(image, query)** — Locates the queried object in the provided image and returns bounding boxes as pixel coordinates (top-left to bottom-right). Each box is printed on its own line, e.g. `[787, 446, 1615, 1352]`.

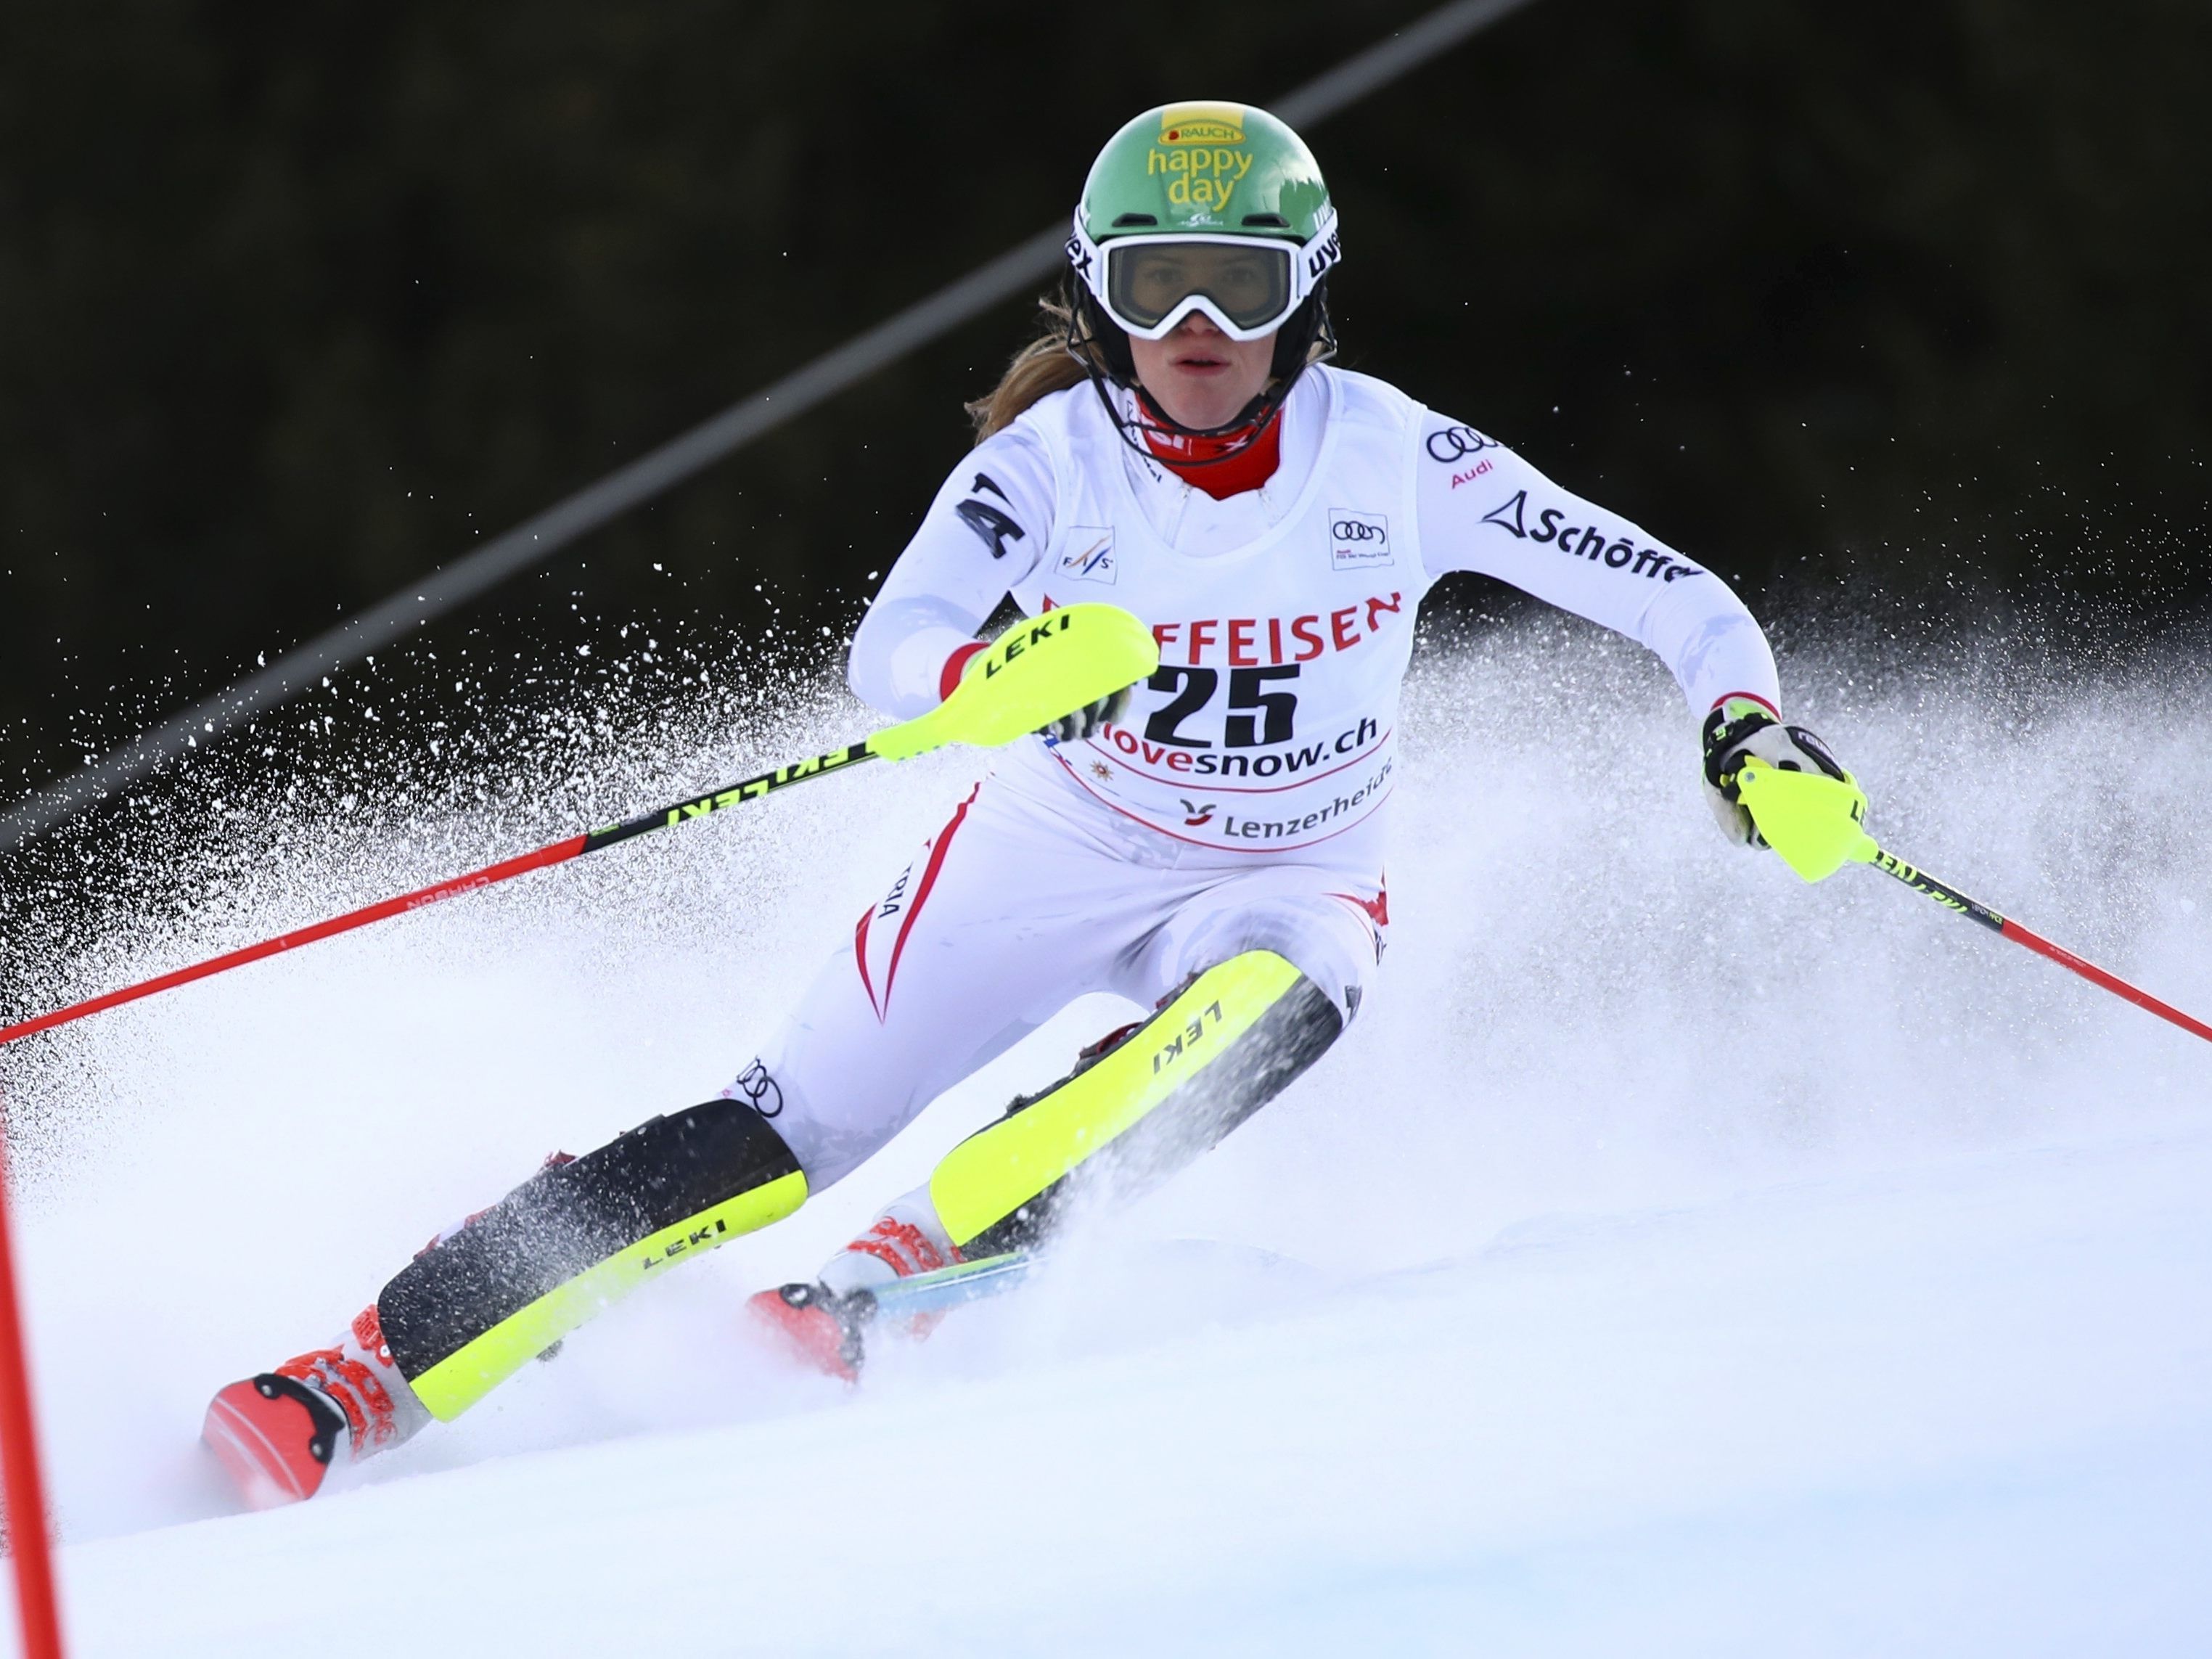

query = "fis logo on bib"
[1057, 529, 1116, 586]
[1330, 509, 1392, 570]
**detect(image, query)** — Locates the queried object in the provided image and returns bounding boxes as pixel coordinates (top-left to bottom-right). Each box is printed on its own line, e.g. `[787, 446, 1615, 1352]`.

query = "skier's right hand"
[1036, 683, 1134, 745]
[938, 634, 1135, 744]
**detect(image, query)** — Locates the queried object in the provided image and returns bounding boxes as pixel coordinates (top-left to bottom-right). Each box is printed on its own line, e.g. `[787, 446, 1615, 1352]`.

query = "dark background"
[3, 0, 2208, 806]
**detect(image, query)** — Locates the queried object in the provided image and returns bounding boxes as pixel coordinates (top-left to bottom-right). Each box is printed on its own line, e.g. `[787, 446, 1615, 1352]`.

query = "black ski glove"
[1701, 697, 1851, 848]
[1036, 684, 1133, 745]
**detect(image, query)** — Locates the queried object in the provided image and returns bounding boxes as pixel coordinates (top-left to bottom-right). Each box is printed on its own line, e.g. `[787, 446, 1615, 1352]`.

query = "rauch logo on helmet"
[1159, 105, 1245, 144]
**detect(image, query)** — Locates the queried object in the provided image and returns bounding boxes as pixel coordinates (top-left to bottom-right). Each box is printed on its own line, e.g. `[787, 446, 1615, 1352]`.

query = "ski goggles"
[1068, 209, 1340, 342]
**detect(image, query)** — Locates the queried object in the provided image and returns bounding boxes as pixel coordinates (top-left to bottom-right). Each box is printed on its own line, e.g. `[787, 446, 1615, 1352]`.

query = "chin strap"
[1062, 280, 1335, 472]
[1080, 364, 1290, 472]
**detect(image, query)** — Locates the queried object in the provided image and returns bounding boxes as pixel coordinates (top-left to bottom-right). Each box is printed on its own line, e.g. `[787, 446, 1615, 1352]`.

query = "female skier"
[205, 102, 1860, 1504]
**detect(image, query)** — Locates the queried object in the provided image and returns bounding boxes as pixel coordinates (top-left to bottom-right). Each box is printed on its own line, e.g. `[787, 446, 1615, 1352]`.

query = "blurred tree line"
[1, 0, 2206, 798]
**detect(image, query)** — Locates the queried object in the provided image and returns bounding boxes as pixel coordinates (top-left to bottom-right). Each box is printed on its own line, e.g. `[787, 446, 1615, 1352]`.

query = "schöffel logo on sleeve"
[1329, 509, 1392, 570]
[1056, 529, 1116, 585]
[1480, 489, 1705, 583]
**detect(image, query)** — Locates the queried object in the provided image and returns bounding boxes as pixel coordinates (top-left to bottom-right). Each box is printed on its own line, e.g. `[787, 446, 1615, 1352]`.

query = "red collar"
[1142, 414, 1282, 501]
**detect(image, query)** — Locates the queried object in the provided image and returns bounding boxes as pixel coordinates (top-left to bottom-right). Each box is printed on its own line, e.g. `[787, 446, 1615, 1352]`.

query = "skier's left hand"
[1036, 683, 1133, 745]
[1701, 697, 1851, 847]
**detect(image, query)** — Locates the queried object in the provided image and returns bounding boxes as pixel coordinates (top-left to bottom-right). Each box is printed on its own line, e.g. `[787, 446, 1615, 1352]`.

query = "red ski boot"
[205, 1151, 578, 1504]
[202, 1304, 430, 1507]
[747, 1197, 959, 1381]
[202, 1372, 348, 1507]
[747, 1280, 871, 1382]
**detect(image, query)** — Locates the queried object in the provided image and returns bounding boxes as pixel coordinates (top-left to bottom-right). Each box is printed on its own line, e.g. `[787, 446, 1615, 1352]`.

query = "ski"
[748, 1248, 1037, 1380]
[853, 1248, 1036, 1321]
[750, 1237, 1317, 1381]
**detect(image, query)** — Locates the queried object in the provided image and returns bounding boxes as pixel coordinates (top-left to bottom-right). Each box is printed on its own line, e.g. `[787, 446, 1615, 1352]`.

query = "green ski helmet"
[1065, 102, 1340, 440]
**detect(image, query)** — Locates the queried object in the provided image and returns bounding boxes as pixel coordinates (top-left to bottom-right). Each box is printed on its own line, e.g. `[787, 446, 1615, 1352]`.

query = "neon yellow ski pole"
[1, 604, 1159, 1050]
[1736, 759, 2212, 1046]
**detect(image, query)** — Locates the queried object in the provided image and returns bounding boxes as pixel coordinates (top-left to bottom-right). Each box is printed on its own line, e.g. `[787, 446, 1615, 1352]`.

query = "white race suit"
[733, 367, 1781, 1191]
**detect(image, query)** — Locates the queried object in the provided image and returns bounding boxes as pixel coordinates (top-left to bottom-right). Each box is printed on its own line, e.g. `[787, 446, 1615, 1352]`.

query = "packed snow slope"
[3, 613, 2209, 1655]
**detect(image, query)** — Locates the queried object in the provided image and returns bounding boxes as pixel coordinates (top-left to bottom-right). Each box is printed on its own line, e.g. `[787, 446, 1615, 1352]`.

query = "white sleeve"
[1416, 416, 1780, 716]
[845, 421, 1057, 718]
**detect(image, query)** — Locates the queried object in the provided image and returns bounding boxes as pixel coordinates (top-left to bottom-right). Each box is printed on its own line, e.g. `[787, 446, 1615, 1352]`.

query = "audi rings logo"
[1425, 424, 1500, 463]
[731, 1059, 785, 1118]
[1329, 507, 1393, 570]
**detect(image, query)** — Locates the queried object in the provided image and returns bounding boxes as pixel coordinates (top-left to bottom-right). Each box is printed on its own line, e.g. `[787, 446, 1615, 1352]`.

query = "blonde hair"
[964, 295, 1096, 443]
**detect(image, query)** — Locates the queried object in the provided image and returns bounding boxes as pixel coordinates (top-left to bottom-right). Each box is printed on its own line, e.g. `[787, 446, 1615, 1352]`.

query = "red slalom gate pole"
[0, 1124, 64, 1659]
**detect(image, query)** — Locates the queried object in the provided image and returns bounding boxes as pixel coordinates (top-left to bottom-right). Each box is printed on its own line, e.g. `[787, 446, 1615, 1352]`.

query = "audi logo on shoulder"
[1331, 518, 1385, 542]
[1425, 424, 1500, 463]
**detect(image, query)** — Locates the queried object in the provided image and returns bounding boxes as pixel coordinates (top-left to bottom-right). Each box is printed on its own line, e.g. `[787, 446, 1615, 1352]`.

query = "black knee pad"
[380, 1099, 805, 1418]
